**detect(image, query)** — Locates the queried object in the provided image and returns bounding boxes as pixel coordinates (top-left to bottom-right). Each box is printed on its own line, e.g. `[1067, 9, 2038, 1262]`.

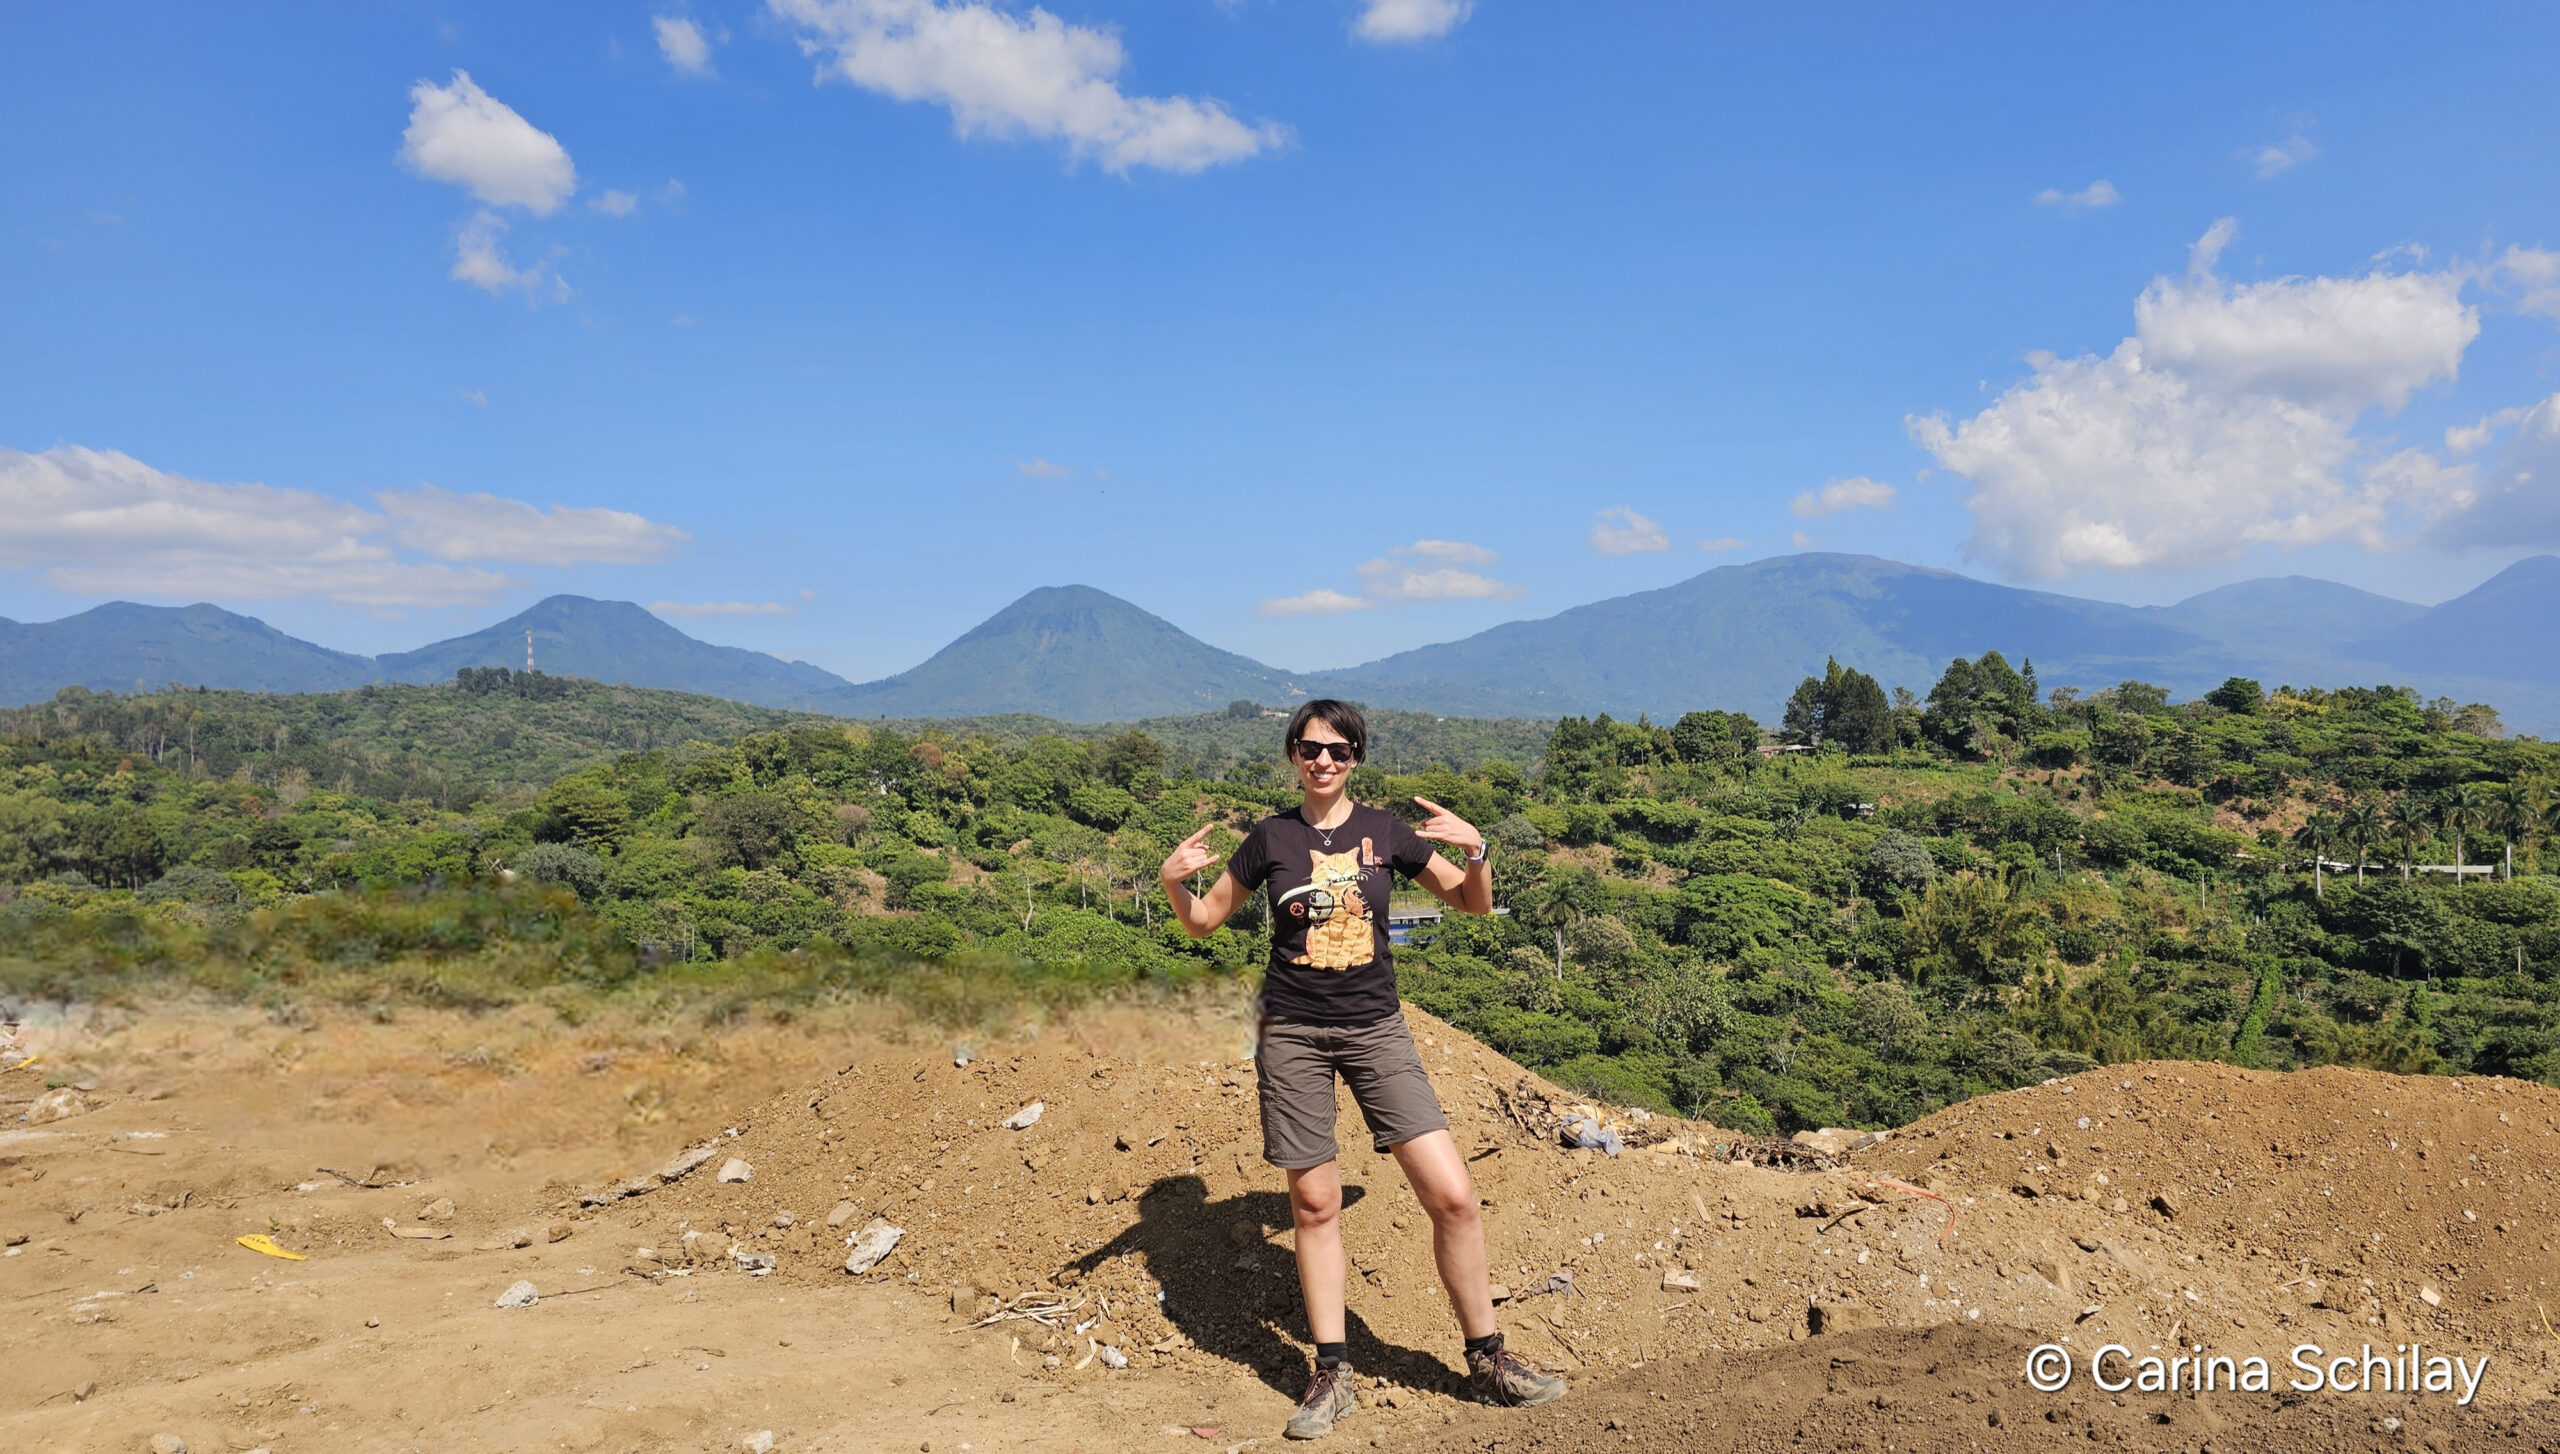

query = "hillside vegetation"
[5, 654, 2558, 1136]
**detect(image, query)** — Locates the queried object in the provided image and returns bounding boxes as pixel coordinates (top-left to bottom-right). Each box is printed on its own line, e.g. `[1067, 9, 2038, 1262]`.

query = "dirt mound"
[636, 1006, 1705, 1394]
[1403, 1324, 2560, 1454]
[1868, 1061, 2560, 1356]
[613, 1016, 2560, 1420]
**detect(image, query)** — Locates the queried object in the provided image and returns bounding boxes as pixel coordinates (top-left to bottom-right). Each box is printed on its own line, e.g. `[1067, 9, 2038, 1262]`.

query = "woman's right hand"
[1160, 825, 1217, 886]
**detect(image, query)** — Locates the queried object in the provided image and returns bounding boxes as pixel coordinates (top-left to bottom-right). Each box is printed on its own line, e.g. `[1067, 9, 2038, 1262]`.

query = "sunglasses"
[1290, 739, 1359, 764]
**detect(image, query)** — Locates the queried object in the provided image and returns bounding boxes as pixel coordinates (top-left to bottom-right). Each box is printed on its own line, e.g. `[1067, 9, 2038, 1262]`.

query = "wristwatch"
[1464, 843, 1489, 865]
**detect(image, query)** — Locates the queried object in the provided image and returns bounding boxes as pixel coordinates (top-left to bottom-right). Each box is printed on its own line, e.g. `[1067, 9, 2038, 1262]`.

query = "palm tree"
[1520, 865, 1604, 979]
[2438, 783, 2487, 886]
[2339, 800, 2383, 885]
[2490, 780, 2545, 881]
[2293, 811, 2339, 899]
[2386, 794, 2432, 879]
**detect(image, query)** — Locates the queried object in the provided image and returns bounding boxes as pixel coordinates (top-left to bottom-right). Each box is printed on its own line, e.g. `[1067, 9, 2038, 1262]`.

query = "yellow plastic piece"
[235, 1234, 307, 1261]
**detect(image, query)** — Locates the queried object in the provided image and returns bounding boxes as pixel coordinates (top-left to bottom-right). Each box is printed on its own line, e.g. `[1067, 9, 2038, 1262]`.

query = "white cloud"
[0, 446, 494, 607]
[1257, 588, 1371, 617]
[2424, 393, 2560, 549]
[2250, 134, 2317, 179]
[769, 0, 1288, 174]
[591, 189, 639, 217]
[450, 211, 568, 301]
[653, 599, 797, 618]
[1790, 530, 1815, 549]
[2034, 180, 2120, 211]
[1588, 506, 1670, 555]
[1014, 457, 1071, 478]
[1790, 477, 1897, 517]
[1697, 536, 1747, 552]
[1910, 219, 2481, 579]
[376, 484, 689, 565]
[0, 446, 690, 608]
[1261, 539, 1519, 616]
[1353, 0, 1471, 43]
[1355, 539, 1519, 602]
[655, 15, 717, 77]
[399, 71, 576, 214]
[2498, 245, 2560, 322]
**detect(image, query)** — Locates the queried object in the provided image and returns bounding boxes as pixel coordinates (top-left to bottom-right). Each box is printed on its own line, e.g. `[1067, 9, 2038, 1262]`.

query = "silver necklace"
[1311, 807, 1346, 848]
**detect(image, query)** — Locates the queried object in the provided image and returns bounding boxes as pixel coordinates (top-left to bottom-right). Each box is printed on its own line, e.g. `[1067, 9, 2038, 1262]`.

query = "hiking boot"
[1466, 1338, 1566, 1408]
[1284, 1363, 1357, 1440]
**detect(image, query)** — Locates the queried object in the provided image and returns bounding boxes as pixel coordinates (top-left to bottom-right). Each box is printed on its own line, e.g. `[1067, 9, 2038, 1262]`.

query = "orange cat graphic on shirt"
[1285, 843, 1374, 971]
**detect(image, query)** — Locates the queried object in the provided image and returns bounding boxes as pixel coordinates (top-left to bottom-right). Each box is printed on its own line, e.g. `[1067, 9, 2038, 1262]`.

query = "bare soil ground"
[9, 996, 2560, 1454]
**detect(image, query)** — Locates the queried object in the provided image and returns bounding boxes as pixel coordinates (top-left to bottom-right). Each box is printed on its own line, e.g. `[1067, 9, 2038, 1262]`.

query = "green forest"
[5, 655, 2559, 1136]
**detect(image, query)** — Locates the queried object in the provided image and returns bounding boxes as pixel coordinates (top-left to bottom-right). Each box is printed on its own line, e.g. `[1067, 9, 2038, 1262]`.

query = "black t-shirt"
[1227, 803, 1438, 1027]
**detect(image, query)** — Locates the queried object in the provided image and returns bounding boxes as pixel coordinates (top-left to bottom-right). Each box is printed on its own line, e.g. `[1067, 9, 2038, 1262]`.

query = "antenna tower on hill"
[525, 628, 535, 673]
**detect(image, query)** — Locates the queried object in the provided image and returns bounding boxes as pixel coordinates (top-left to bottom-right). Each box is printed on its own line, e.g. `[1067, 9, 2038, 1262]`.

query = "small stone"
[73, 1380, 95, 1401]
[364, 1317, 380, 1328]
[149, 1436, 188, 1454]
[718, 1158, 754, 1184]
[1002, 1102, 1045, 1131]
[745, 1434, 776, 1454]
[1087, 1187, 1104, 1205]
[1660, 1269, 1700, 1292]
[547, 1223, 573, 1243]
[25, 1088, 97, 1124]
[1788, 1128, 1858, 1157]
[494, 1280, 540, 1309]
[1115, 1132, 1135, 1151]
[659, 1143, 723, 1182]
[2419, 1286, 2443, 1308]
[826, 1201, 860, 1228]
[1487, 1283, 1512, 1303]
[1097, 1344, 1128, 1369]
[2150, 1192, 2181, 1220]
[2011, 1177, 2044, 1199]
[419, 1197, 455, 1223]
[844, 1220, 905, 1275]
[772, 1211, 796, 1229]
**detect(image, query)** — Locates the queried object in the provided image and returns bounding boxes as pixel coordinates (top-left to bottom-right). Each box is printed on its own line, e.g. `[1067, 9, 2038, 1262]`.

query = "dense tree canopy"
[3, 662, 2557, 1137]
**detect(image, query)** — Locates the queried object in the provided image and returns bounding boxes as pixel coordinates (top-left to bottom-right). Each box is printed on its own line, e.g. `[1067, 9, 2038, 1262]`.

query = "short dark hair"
[1284, 698, 1368, 763]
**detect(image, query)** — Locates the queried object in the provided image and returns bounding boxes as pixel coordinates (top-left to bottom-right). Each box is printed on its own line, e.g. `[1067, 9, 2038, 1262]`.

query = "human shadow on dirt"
[1071, 1174, 1467, 1399]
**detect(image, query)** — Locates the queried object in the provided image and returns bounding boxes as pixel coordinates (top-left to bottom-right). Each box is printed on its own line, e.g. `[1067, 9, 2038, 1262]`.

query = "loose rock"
[148, 1436, 187, 1454]
[718, 1158, 754, 1184]
[844, 1219, 904, 1275]
[659, 1143, 723, 1183]
[494, 1280, 540, 1309]
[1002, 1101, 1045, 1131]
[24, 1088, 95, 1124]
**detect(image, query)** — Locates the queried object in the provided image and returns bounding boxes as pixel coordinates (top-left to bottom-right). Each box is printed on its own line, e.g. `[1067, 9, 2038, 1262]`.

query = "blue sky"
[6, 1, 2560, 681]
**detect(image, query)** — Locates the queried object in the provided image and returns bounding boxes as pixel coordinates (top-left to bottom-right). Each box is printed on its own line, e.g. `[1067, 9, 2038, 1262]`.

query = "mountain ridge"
[5, 553, 2556, 731]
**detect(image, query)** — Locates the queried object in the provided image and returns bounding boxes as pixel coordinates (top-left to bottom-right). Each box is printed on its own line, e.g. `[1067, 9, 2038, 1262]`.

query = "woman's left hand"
[1412, 797, 1484, 858]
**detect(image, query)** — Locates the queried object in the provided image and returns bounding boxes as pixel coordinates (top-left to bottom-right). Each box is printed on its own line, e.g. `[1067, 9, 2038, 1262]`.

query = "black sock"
[1315, 1341, 1348, 1371]
[1465, 1332, 1504, 1359]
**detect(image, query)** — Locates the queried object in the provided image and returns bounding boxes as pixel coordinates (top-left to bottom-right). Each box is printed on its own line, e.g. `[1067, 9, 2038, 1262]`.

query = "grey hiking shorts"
[1255, 1012, 1450, 1170]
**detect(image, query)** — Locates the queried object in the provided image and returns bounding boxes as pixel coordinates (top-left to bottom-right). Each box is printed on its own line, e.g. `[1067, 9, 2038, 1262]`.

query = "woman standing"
[1160, 699, 1566, 1441]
